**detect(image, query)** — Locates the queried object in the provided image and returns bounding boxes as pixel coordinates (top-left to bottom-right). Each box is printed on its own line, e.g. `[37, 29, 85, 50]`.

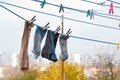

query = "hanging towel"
[41, 30, 59, 62]
[59, 34, 69, 61]
[109, 3, 114, 14]
[32, 26, 47, 59]
[19, 20, 34, 71]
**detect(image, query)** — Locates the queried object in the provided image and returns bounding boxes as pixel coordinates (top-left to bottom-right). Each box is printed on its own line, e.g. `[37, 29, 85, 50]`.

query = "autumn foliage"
[8, 61, 86, 80]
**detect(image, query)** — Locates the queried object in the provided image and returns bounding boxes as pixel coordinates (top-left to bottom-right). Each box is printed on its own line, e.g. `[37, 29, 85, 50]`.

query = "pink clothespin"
[109, 2, 114, 14]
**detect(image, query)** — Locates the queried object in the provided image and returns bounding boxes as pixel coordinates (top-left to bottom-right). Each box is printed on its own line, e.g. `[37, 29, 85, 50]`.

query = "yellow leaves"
[36, 61, 86, 80]
[9, 61, 86, 80]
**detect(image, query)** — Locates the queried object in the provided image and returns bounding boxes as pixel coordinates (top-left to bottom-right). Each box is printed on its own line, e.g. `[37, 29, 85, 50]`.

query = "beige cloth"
[19, 20, 34, 71]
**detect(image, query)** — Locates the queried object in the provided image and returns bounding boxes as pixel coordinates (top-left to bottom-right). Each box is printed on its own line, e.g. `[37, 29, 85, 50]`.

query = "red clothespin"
[109, 2, 114, 14]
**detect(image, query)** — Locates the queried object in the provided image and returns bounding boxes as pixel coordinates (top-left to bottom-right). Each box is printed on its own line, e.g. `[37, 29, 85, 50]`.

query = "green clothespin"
[87, 9, 90, 17]
[40, 0, 46, 8]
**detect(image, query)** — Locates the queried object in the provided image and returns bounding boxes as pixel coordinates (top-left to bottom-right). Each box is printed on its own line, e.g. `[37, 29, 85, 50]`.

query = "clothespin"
[117, 42, 120, 50]
[28, 15, 36, 25]
[109, 2, 114, 14]
[87, 9, 90, 17]
[42, 22, 50, 30]
[54, 26, 61, 34]
[40, 0, 46, 8]
[64, 28, 72, 39]
[98, 2, 106, 5]
[90, 9, 94, 19]
[59, 4, 64, 13]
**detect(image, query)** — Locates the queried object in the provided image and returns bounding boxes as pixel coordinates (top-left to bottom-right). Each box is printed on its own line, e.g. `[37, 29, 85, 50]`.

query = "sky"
[0, 0, 120, 55]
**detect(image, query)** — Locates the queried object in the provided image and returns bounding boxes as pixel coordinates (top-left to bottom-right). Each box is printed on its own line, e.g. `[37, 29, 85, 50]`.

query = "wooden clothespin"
[42, 22, 50, 30]
[54, 26, 61, 34]
[59, 4, 64, 13]
[40, 0, 46, 8]
[28, 15, 36, 25]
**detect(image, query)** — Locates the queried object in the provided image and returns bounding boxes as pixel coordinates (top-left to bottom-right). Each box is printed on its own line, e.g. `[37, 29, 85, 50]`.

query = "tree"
[90, 46, 120, 80]
[8, 61, 86, 80]
[36, 61, 86, 80]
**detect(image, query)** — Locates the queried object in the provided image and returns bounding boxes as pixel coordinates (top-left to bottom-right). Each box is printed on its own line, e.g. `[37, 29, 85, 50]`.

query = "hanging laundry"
[32, 26, 47, 59]
[109, 2, 114, 14]
[40, 0, 46, 8]
[87, 9, 90, 17]
[19, 20, 34, 71]
[41, 30, 59, 62]
[90, 9, 94, 19]
[59, 34, 69, 61]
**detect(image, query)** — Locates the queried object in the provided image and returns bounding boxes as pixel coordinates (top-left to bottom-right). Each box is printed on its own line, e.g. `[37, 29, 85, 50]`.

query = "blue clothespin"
[59, 4, 64, 13]
[87, 9, 90, 17]
[40, 0, 46, 8]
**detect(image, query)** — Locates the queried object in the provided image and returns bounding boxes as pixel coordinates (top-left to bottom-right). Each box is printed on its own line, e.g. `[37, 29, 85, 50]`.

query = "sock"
[19, 20, 34, 71]
[32, 26, 47, 59]
[59, 34, 69, 61]
[41, 30, 58, 62]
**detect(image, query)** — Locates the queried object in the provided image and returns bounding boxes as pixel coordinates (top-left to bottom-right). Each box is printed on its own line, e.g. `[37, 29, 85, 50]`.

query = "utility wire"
[0, 2, 120, 31]
[107, 0, 120, 5]
[32, 0, 120, 21]
[81, 0, 120, 9]
[0, 4, 118, 46]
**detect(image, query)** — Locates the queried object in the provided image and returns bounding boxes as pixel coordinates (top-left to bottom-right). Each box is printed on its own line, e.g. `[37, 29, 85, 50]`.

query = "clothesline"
[32, 0, 120, 21]
[107, 0, 120, 5]
[70, 36, 117, 45]
[0, 4, 118, 46]
[81, 0, 120, 9]
[0, 2, 120, 31]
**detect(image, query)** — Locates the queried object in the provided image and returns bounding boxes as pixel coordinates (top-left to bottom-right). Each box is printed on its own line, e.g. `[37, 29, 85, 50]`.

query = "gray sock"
[59, 34, 69, 61]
